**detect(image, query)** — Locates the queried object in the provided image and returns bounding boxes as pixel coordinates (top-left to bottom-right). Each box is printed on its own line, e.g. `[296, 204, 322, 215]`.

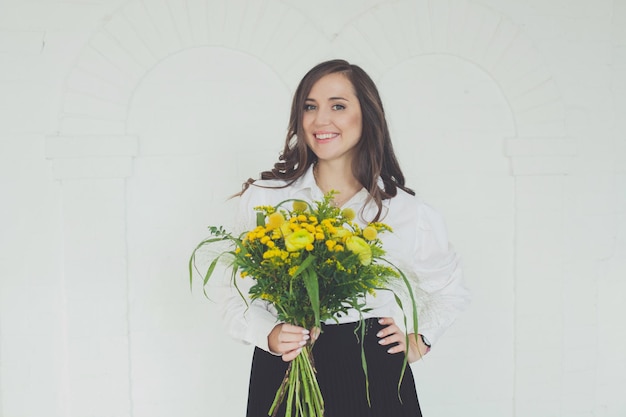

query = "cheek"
[301, 113, 313, 131]
[349, 113, 363, 136]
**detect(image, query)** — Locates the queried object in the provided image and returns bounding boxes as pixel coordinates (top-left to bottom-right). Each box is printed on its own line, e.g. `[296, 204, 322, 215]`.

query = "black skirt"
[246, 318, 422, 417]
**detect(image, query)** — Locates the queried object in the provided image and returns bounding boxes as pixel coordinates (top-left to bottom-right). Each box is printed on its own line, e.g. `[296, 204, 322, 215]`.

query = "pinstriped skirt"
[246, 318, 422, 417]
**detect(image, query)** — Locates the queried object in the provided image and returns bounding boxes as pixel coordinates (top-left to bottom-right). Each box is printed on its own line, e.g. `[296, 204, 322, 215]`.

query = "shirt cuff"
[245, 302, 283, 355]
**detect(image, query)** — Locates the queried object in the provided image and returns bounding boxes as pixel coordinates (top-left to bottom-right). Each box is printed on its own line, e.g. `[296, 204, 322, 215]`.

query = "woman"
[222, 59, 470, 416]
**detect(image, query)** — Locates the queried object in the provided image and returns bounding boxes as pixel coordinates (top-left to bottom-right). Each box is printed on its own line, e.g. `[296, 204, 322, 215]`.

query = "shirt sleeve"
[408, 203, 470, 347]
[211, 187, 283, 355]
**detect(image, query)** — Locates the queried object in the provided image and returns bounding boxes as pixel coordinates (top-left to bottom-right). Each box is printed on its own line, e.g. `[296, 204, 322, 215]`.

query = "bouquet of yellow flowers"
[189, 192, 418, 417]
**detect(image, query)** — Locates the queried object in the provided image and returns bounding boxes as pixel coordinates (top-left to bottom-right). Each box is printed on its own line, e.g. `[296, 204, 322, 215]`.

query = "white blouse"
[215, 165, 470, 354]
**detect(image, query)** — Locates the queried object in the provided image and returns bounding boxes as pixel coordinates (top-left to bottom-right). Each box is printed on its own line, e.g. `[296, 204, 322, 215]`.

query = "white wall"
[0, 0, 624, 416]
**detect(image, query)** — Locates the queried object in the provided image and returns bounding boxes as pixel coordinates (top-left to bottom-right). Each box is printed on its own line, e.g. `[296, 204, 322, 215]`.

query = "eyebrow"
[305, 97, 349, 101]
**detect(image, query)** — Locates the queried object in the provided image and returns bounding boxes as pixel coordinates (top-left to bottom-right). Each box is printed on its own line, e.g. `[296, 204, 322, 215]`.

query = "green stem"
[268, 346, 324, 417]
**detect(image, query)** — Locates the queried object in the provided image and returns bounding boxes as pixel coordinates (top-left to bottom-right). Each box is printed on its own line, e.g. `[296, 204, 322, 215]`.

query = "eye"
[304, 104, 316, 111]
[331, 104, 345, 111]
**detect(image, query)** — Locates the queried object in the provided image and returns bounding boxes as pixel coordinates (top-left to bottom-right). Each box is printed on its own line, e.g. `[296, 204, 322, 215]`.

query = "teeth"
[315, 133, 336, 139]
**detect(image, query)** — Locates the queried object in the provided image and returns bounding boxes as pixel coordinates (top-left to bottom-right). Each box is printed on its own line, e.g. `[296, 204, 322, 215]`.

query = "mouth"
[314, 132, 339, 141]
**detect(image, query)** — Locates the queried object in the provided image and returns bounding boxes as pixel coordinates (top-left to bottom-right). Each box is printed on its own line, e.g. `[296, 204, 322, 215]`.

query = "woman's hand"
[268, 323, 320, 362]
[376, 317, 430, 363]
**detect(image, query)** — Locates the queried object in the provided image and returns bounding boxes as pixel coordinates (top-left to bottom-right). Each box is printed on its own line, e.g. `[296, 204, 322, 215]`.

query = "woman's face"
[302, 72, 363, 166]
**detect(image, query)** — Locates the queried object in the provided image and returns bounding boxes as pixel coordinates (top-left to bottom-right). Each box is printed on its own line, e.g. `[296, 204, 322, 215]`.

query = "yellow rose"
[346, 236, 372, 265]
[280, 222, 292, 237]
[333, 227, 352, 241]
[285, 229, 315, 252]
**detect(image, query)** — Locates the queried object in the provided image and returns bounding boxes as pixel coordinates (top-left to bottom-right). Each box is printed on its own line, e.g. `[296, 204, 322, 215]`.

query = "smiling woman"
[216, 59, 471, 417]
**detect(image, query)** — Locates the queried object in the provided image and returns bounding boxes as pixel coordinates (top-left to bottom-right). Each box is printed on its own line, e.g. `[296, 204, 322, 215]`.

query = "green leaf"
[290, 254, 316, 278]
[188, 234, 236, 290]
[300, 262, 320, 328]
[256, 212, 265, 227]
[200, 255, 223, 299]
[357, 318, 372, 407]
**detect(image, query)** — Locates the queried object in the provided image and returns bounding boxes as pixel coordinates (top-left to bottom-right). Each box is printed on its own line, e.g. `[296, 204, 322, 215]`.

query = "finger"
[279, 324, 310, 343]
[310, 327, 321, 342]
[386, 342, 406, 354]
[282, 347, 303, 362]
[279, 333, 310, 347]
[378, 317, 395, 326]
[380, 334, 406, 354]
[376, 324, 399, 339]
[378, 332, 405, 347]
[281, 323, 310, 335]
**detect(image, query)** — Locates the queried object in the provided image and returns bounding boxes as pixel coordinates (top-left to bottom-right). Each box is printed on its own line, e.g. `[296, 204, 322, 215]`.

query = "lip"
[313, 131, 340, 141]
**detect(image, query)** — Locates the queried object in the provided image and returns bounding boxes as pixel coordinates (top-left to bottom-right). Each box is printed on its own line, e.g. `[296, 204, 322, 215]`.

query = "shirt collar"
[291, 165, 390, 221]
[294, 164, 318, 192]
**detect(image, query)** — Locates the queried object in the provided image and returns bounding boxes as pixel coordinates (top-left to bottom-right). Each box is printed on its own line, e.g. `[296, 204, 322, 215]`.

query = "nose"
[314, 106, 332, 126]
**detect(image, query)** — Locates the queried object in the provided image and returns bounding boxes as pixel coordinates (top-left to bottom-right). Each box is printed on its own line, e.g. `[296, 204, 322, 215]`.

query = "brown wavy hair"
[239, 59, 414, 221]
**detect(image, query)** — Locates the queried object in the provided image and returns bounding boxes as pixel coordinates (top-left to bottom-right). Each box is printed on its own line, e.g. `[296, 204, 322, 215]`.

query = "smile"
[314, 132, 339, 140]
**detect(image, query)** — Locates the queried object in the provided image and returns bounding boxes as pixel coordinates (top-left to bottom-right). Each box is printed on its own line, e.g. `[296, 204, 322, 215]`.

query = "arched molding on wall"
[336, 0, 576, 176]
[45, 0, 328, 179]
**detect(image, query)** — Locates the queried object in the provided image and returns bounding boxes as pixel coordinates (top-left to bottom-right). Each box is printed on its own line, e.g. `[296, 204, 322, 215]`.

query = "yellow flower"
[346, 236, 372, 265]
[254, 205, 275, 214]
[342, 208, 356, 221]
[280, 222, 292, 237]
[266, 212, 285, 230]
[260, 293, 276, 302]
[285, 229, 315, 252]
[362, 226, 378, 241]
[262, 248, 289, 260]
[325, 240, 336, 250]
[333, 227, 351, 241]
[293, 201, 308, 212]
[372, 222, 393, 233]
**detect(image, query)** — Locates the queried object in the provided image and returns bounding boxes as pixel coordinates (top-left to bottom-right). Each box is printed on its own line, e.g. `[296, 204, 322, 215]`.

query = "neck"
[313, 161, 362, 207]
